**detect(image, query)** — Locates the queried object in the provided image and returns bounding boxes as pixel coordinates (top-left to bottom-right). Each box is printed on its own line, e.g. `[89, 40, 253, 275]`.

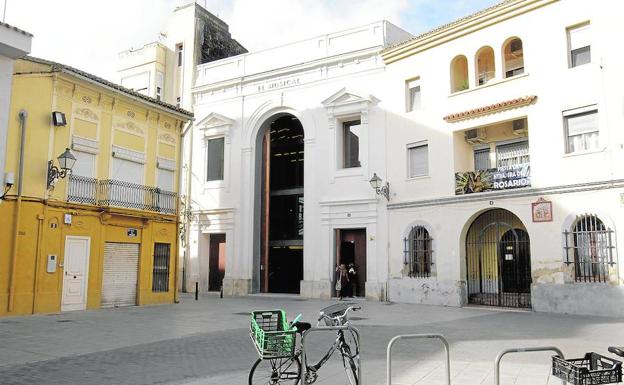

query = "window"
[568, 23, 591, 68]
[476, 46, 495, 85]
[496, 140, 529, 167]
[111, 157, 144, 184]
[67, 150, 97, 204]
[407, 143, 428, 178]
[406, 78, 421, 112]
[157, 169, 174, 192]
[564, 214, 614, 283]
[176, 43, 184, 67]
[503, 38, 524, 78]
[206, 137, 225, 181]
[155, 72, 164, 101]
[474, 147, 491, 171]
[404, 226, 433, 278]
[564, 108, 598, 153]
[451, 55, 469, 92]
[176, 97, 181, 107]
[342, 120, 361, 168]
[152, 243, 170, 292]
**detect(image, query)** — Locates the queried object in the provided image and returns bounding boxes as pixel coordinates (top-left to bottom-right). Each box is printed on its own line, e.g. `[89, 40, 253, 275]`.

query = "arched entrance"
[257, 114, 304, 293]
[465, 209, 532, 308]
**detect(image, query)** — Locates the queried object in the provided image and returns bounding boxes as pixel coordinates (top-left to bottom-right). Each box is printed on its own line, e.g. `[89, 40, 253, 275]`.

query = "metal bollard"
[220, 285, 223, 298]
[386, 334, 451, 385]
[195, 281, 199, 300]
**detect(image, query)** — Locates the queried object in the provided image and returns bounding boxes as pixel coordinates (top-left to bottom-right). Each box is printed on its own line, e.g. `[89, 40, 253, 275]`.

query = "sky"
[2, 0, 498, 81]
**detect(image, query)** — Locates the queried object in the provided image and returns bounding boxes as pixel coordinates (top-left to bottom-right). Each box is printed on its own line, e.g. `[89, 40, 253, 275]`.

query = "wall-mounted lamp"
[369, 173, 390, 201]
[47, 148, 76, 190]
[52, 111, 67, 126]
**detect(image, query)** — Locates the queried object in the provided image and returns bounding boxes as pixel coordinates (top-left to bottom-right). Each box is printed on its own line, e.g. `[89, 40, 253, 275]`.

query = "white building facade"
[0, 22, 31, 197]
[381, 0, 624, 316]
[187, 21, 411, 300]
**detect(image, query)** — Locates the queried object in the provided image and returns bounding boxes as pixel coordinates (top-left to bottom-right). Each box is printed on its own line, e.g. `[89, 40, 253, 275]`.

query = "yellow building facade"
[0, 57, 193, 316]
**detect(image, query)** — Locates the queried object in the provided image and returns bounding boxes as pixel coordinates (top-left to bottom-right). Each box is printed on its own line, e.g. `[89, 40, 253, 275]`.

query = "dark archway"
[465, 209, 532, 308]
[258, 114, 304, 293]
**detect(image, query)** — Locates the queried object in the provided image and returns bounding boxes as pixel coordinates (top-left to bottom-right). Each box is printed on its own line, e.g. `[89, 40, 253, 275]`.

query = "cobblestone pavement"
[1, 294, 623, 384]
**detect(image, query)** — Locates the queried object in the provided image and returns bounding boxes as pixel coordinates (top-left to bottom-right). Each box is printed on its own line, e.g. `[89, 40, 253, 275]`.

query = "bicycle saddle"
[609, 346, 624, 357]
[294, 321, 311, 334]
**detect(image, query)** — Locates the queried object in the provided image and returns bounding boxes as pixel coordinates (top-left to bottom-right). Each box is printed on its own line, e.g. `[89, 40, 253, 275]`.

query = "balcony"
[67, 174, 177, 215]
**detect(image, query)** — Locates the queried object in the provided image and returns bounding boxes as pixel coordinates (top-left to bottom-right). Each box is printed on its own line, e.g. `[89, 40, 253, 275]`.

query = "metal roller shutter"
[102, 243, 139, 308]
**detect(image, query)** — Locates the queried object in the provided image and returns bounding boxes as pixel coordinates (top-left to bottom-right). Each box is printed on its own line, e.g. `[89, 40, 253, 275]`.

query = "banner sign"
[455, 163, 530, 195]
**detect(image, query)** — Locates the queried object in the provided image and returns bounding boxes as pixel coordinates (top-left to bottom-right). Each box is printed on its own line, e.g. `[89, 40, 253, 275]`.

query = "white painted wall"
[0, 23, 31, 197]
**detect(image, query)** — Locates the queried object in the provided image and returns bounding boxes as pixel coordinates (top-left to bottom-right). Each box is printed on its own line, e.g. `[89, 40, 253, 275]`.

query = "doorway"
[259, 114, 304, 294]
[208, 233, 226, 291]
[336, 229, 366, 297]
[465, 209, 531, 308]
[61, 236, 91, 311]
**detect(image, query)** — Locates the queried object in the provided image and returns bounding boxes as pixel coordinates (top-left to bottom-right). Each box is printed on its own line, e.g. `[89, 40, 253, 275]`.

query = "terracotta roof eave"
[443, 95, 537, 122]
[23, 56, 193, 119]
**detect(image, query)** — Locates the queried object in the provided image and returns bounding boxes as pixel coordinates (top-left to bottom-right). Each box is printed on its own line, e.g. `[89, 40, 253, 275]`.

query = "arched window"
[404, 226, 433, 278]
[564, 214, 615, 283]
[476, 46, 495, 86]
[450, 55, 469, 93]
[503, 37, 524, 78]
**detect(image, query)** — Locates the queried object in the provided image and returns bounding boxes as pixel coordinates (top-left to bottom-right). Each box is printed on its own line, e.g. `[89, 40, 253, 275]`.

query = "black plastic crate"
[552, 353, 622, 385]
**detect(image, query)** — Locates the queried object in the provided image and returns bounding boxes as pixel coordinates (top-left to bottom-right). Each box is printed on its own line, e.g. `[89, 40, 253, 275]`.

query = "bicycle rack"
[386, 334, 451, 385]
[494, 346, 565, 385]
[300, 325, 362, 384]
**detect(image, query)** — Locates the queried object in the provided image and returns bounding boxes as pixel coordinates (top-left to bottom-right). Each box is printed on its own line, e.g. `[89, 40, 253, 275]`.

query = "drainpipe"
[179, 118, 194, 297]
[8, 109, 27, 312]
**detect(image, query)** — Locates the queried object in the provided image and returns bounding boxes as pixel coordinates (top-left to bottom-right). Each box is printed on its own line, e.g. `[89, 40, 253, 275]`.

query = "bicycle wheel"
[249, 356, 301, 385]
[340, 342, 359, 385]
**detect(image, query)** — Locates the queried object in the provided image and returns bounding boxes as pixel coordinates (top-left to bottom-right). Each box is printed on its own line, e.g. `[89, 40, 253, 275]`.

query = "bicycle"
[249, 302, 361, 385]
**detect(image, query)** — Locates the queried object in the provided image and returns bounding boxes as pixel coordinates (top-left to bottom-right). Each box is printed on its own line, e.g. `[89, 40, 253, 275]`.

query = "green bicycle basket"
[250, 310, 296, 359]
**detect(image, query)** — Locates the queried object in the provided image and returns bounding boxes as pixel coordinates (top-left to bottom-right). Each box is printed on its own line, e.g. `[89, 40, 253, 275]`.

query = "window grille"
[403, 226, 433, 278]
[496, 140, 529, 168]
[563, 214, 615, 283]
[152, 243, 170, 292]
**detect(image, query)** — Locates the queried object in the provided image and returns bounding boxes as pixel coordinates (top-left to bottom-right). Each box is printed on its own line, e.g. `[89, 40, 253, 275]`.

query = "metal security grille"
[496, 140, 529, 167]
[403, 226, 433, 278]
[102, 243, 139, 308]
[152, 243, 170, 292]
[466, 209, 532, 308]
[564, 215, 615, 283]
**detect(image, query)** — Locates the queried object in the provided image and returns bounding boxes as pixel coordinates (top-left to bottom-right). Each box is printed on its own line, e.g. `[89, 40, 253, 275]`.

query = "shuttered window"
[408, 143, 428, 178]
[568, 23, 591, 67]
[101, 243, 139, 308]
[564, 109, 599, 153]
[112, 157, 144, 184]
[474, 148, 491, 171]
[152, 243, 170, 292]
[72, 150, 96, 178]
[157, 169, 174, 192]
[206, 137, 224, 181]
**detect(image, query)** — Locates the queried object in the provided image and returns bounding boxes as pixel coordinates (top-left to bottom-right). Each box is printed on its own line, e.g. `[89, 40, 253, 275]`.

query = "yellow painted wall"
[1, 59, 189, 317]
[0, 200, 178, 316]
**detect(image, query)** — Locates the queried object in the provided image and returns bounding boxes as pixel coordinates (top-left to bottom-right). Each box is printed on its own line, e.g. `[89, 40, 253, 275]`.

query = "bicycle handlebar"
[317, 304, 361, 323]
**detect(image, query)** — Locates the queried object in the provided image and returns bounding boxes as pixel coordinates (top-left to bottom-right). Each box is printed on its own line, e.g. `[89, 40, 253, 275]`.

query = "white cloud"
[2, 0, 496, 81]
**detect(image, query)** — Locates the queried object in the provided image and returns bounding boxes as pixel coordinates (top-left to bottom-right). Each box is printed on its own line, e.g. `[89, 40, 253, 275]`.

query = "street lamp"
[369, 173, 390, 201]
[47, 148, 76, 189]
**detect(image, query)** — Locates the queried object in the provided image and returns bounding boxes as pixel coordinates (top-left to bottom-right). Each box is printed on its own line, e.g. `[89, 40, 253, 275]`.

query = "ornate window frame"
[196, 112, 234, 190]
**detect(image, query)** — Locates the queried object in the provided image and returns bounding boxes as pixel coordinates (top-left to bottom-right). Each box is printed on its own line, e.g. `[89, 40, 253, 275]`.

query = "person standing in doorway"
[347, 263, 357, 297]
[335, 264, 349, 300]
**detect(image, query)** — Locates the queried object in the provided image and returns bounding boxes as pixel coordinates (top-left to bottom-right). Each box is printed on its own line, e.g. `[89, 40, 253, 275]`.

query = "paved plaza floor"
[0, 294, 623, 385]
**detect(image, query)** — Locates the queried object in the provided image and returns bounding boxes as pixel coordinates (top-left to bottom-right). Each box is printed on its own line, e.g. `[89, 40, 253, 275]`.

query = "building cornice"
[382, 0, 558, 64]
[388, 179, 624, 210]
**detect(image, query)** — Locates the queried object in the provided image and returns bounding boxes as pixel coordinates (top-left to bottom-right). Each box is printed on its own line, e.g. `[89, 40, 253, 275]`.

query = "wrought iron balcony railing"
[67, 174, 177, 215]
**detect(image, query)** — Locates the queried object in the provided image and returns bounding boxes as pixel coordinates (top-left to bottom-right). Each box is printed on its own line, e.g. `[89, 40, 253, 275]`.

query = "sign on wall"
[455, 163, 530, 195]
[532, 198, 553, 222]
[127, 228, 138, 237]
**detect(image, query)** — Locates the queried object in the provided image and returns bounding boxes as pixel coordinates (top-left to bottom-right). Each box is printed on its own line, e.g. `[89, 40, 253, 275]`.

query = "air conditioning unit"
[465, 128, 486, 144]
[512, 118, 528, 135]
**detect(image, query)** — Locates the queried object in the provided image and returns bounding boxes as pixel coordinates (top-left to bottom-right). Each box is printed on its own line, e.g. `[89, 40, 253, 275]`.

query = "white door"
[61, 236, 91, 311]
[101, 243, 139, 308]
